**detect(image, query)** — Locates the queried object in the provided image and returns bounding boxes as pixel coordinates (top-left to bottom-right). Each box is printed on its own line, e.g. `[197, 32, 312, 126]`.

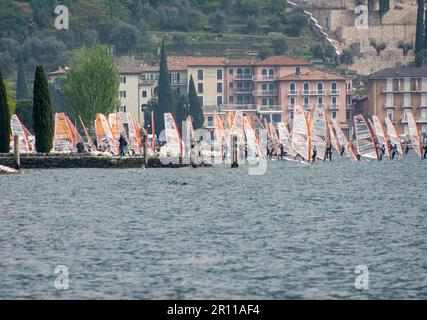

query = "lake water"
[0, 156, 426, 299]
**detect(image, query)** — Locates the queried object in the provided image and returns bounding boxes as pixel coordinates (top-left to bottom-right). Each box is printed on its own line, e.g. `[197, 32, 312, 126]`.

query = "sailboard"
[164, 113, 183, 157]
[127, 113, 141, 155]
[53, 112, 77, 152]
[10, 115, 33, 153]
[384, 117, 404, 156]
[310, 104, 328, 160]
[372, 116, 391, 159]
[333, 118, 358, 161]
[291, 105, 311, 162]
[277, 122, 296, 158]
[354, 115, 379, 160]
[407, 112, 423, 159]
[95, 113, 119, 154]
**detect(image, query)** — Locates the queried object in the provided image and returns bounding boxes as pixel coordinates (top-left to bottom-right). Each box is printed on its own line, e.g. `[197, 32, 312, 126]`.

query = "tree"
[370, 38, 387, 56]
[102, 19, 142, 54]
[16, 58, 28, 100]
[246, 16, 259, 33]
[209, 10, 227, 33]
[397, 41, 414, 56]
[272, 36, 288, 55]
[63, 43, 119, 126]
[240, 0, 261, 18]
[424, 0, 427, 50]
[310, 43, 325, 59]
[15, 99, 33, 133]
[32, 65, 54, 153]
[188, 75, 204, 129]
[173, 91, 186, 133]
[5, 80, 16, 116]
[415, 0, 424, 53]
[155, 41, 173, 134]
[340, 47, 354, 66]
[414, 49, 427, 67]
[0, 67, 11, 153]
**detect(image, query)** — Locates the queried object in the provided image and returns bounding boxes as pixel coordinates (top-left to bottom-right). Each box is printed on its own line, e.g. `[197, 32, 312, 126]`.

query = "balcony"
[329, 90, 340, 95]
[252, 90, 278, 97]
[206, 121, 215, 127]
[329, 104, 340, 110]
[288, 90, 298, 95]
[417, 117, 427, 123]
[252, 75, 276, 82]
[170, 80, 187, 86]
[221, 104, 257, 112]
[384, 104, 397, 109]
[288, 105, 295, 111]
[257, 105, 283, 113]
[234, 74, 252, 81]
[234, 88, 253, 94]
[139, 79, 157, 85]
[303, 104, 312, 110]
[301, 90, 325, 96]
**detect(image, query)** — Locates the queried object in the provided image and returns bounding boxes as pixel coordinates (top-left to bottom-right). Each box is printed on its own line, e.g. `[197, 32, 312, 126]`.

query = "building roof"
[279, 68, 346, 81]
[187, 57, 227, 66]
[225, 59, 256, 66]
[369, 67, 427, 79]
[255, 56, 310, 66]
[48, 68, 67, 76]
[167, 56, 190, 71]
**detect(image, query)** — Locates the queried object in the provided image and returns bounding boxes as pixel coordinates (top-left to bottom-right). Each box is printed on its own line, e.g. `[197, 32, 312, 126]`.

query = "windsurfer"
[312, 146, 317, 163]
[423, 144, 427, 159]
[405, 144, 410, 156]
[379, 145, 386, 161]
[340, 145, 345, 157]
[326, 145, 332, 162]
[279, 143, 284, 160]
[119, 134, 128, 157]
[391, 144, 397, 160]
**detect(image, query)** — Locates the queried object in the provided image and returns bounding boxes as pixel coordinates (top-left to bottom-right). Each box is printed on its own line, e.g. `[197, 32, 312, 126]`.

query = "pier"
[0, 153, 211, 170]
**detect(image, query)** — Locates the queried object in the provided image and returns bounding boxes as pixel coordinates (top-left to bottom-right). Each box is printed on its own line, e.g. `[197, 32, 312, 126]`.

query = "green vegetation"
[63, 43, 120, 126]
[0, 0, 325, 79]
[16, 58, 29, 100]
[415, 0, 424, 53]
[0, 68, 11, 153]
[32, 65, 54, 153]
[188, 76, 204, 130]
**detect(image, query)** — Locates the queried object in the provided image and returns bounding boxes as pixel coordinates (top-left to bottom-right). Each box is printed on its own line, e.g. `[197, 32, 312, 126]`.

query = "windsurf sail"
[10, 115, 32, 153]
[372, 116, 391, 159]
[53, 112, 77, 152]
[95, 113, 119, 154]
[277, 122, 296, 158]
[354, 115, 379, 160]
[333, 119, 358, 161]
[243, 115, 262, 159]
[109, 113, 127, 140]
[291, 105, 311, 162]
[407, 112, 423, 159]
[385, 117, 404, 156]
[164, 113, 183, 157]
[79, 116, 96, 150]
[328, 122, 341, 154]
[127, 113, 141, 155]
[310, 104, 328, 160]
[214, 114, 228, 159]
[151, 111, 156, 149]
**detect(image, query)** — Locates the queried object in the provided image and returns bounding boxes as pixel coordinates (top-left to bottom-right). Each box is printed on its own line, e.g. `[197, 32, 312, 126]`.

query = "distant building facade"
[367, 67, 427, 136]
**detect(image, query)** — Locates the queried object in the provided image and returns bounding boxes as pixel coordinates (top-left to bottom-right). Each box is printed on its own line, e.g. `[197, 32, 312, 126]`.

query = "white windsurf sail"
[291, 105, 311, 162]
[407, 112, 423, 159]
[243, 116, 262, 159]
[164, 113, 182, 157]
[372, 116, 391, 159]
[127, 113, 141, 155]
[354, 115, 379, 160]
[95, 113, 119, 154]
[333, 119, 358, 161]
[328, 122, 341, 154]
[53, 112, 77, 153]
[10, 115, 33, 153]
[310, 104, 328, 160]
[277, 122, 296, 157]
[385, 117, 404, 156]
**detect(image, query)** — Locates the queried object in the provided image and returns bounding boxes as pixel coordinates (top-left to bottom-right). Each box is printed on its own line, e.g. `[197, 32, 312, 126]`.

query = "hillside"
[0, 0, 333, 79]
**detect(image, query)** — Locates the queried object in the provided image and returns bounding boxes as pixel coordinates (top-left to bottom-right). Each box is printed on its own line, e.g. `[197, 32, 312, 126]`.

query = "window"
[141, 104, 147, 112]
[289, 97, 295, 106]
[303, 83, 310, 94]
[120, 76, 126, 84]
[332, 111, 337, 119]
[269, 69, 274, 76]
[229, 96, 234, 103]
[331, 96, 337, 105]
[198, 96, 203, 106]
[244, 68, 251, 78]
[317, 97, 323, 106]
[198, 83, 204, 93]
[346, 111, 351, 120]
[217, 69, 223, 80]
[269, 99, 274, 106]
[229, 68, 233, 75]
[331, 82, 338, 94]
[119, 106, 127, 112]
[272, 114, 281, 123]
[244, 82, 251, 92]
[237, 68, 243, 78]
[289, 82, 296, 94]
[295, 66, 301, 75]
[262, 84, 268, 91]
[244, 95, 251, 104]
[119, 91, 126, 98]
[229, 82, 234, 89]
[142, 91, 147, 98]
[317, 82, 324, 94]
[217, 83, 222, 93]
[237, 95, 243, 104]
[304, 97, 310, 106]
[197, 70, 204, 81]
[217, 96, 223, 106]
[262, 98, 268, 106]
[262, 69, 267, 76]
[387, 109, 394, 121]
[269, 84, 275, 93]
[237, 82, 243, 92]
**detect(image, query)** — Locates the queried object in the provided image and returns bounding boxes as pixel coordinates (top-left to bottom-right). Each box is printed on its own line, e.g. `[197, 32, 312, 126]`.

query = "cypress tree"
[16, 58, 28, 100]
[415, 0, 424, 53]
[33, 65, 54, 153]
[188, 75, 204, 129]
[424, 0, 427, 49]
[156, 41, 173, 134]
[0, 68, 11, 153]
